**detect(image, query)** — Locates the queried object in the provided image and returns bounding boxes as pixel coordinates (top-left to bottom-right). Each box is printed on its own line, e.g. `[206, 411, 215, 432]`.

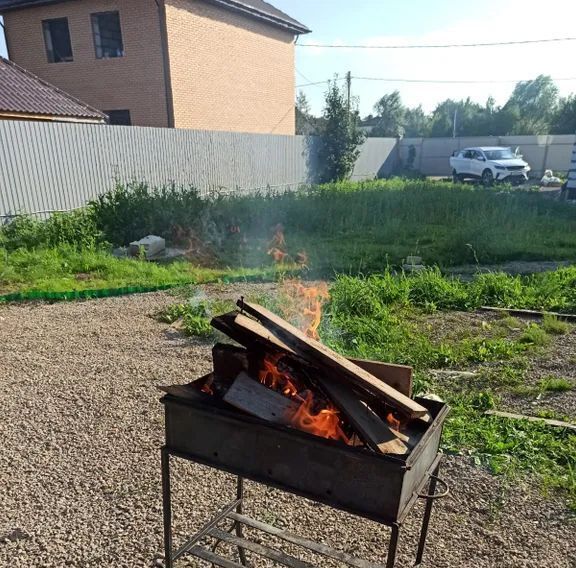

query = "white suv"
[450, 146, 531, 186]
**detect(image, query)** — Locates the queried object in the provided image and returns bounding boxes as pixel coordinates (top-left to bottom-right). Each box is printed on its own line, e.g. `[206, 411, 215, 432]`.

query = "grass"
[3, 179, 576, 280]
[320, 275, 576, 509]
[538, 376, 573, 393]
[0, 245, 290, 297]
[542, 314, 572, 335]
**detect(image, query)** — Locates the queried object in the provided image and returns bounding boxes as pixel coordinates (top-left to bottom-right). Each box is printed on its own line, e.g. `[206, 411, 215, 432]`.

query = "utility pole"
[452, 109, 458, 138]
[346, 71, 352, 120]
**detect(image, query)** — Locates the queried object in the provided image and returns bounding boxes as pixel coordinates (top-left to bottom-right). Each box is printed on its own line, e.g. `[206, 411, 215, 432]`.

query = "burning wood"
[200, 290, 431, 455]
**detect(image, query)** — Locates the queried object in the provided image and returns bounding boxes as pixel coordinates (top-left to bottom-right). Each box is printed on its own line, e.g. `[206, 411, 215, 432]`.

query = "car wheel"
[452, 170, 464, 184]
[482, 169, 494, 187]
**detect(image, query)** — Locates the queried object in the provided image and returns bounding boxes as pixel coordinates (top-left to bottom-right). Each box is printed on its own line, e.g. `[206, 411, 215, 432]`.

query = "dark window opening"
[105, 110, 131, 126]
[42, 18, 73, 63]
[91, 11, 124, 59]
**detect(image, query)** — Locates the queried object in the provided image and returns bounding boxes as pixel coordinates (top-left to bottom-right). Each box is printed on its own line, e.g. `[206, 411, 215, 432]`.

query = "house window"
[105, 110, 131, 125]
[42, 18, 73, 63]
[91, 11, 124, 59]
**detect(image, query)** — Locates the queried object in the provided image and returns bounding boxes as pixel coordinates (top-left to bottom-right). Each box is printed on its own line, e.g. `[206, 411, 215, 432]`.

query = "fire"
[201, 383, 214, 395]
[281, 280, 330, 340]
[258, 352, 350, 444]
[267, 224, 291, 264]
[289, 391, 349, 443]
[386, 412, 401, 431]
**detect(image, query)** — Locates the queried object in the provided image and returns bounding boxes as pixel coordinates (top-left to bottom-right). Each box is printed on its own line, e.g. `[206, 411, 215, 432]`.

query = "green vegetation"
[538, 376, 573, 393]
[159, 300, 234, 338]
[0, 245, 285, 297]
[321, 274, 576, 508]
[542, 314, 572, 335]
[2, 179, 576, 296]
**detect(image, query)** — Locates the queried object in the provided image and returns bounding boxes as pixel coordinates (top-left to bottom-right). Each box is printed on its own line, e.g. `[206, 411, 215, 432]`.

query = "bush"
[0, 210, 102, 251]
[89, 182, 207, 246]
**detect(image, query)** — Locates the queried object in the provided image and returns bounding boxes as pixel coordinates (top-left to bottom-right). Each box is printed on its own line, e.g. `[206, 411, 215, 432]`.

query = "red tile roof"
[0, 57, 107, 121]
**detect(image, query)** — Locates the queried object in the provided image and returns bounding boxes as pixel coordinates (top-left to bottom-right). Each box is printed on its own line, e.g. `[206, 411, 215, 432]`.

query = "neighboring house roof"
[0, 56, 107, 122]
[0, 0, 311, 34]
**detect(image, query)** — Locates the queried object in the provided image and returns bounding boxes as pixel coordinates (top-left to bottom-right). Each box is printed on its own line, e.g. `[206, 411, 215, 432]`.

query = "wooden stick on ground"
[485, 410, 576, 431]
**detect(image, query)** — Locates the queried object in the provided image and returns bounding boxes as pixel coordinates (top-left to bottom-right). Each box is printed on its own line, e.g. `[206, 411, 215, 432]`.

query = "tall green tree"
[551, 95, 576, 134]
[403, 105, 431, 137]
[316, 78, 365, 183]
[371, 91, 405, 137]
[295, 91, 319, 135]
[503, 75, 559, 134]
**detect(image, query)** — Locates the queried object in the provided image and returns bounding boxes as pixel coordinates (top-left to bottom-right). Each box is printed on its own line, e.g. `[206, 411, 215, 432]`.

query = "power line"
[296, 75, 576, 88]
[297, 37, 576, 49]
[354, 75, 576, 84]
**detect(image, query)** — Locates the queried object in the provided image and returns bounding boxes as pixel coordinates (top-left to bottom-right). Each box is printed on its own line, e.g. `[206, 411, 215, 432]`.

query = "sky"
[273, 0, 576, 117]
[1, 2, 575, 118]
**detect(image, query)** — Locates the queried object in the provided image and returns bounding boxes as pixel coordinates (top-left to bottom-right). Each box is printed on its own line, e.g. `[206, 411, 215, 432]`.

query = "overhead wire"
[296, 76, 576, 88]
[297, 37, 576, 49]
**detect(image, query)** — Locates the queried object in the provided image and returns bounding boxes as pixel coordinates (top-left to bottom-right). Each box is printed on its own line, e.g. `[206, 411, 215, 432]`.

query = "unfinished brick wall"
[164, 0, 296, 134]
[3, 0, 170, 127]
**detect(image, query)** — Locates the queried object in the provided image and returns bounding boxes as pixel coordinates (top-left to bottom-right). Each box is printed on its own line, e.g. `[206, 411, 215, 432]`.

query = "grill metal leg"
[415, 464, 440, 565]
[235, 477, 248, 566]
[386, 523, 400, 568]
[161, 447, 173, 568]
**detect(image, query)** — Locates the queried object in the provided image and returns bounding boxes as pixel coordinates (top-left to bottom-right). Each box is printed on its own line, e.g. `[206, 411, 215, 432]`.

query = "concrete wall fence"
[0, 120, 574, 219]
[399, 134, 576, 178]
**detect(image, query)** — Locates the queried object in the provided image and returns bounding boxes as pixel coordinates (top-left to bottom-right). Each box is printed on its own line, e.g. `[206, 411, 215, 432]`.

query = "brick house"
[0, 0, 309, 133]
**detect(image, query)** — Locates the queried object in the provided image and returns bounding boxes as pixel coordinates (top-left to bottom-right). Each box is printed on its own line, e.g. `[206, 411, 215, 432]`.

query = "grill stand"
[161, 447, 447, 568]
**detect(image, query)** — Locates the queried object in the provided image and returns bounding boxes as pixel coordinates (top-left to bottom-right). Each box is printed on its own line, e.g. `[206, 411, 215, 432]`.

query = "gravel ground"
[1, 287, 575, 568]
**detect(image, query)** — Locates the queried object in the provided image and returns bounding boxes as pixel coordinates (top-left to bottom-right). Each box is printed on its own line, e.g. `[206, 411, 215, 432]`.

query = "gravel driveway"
[1, 288, 574, 568]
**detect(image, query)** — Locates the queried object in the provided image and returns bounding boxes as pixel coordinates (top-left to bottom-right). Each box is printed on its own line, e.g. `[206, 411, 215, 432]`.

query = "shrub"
[90, 182, 207, 246]
[542, 314, 571, 335]
[0, 210, 102, 251]
[471, 272, 525, 308]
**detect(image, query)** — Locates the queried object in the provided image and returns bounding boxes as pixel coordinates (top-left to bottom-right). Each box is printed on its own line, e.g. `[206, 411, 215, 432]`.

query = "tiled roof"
[0, 0, 311, 34]
[221, 0, 310, 33]
[0, 57, 107, 121]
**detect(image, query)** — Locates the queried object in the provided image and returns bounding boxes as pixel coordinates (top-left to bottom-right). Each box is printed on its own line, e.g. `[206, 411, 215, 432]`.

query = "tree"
[551, 95, 576, 134]
[295, 91, 318, 135]
[371, 91, 405, 137]
[316, 78, 365, 183]
[403, 105, 430, 137]
[503, 75, 559, 134]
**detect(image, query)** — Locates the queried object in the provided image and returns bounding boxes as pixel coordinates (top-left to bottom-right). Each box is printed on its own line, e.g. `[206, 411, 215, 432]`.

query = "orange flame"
[258, 351, 350, 444]
[386, 412, 401, 431]
[289, 391, 349, 443]
[281, 280, 330, 340]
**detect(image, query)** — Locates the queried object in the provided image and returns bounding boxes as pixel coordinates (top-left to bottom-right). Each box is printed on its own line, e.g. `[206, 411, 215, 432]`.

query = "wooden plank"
[223, 372, 300, 424]
[228, 513, 386, 568]
[348, 357, 413, 397]
[212, 343, 249, 379]
[234, 313, 296, 354]
[208, 528, 316, 568]
[237, 301, 429, 420]
[485, 410, 576, 431]
[316, 376, 408, 455]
